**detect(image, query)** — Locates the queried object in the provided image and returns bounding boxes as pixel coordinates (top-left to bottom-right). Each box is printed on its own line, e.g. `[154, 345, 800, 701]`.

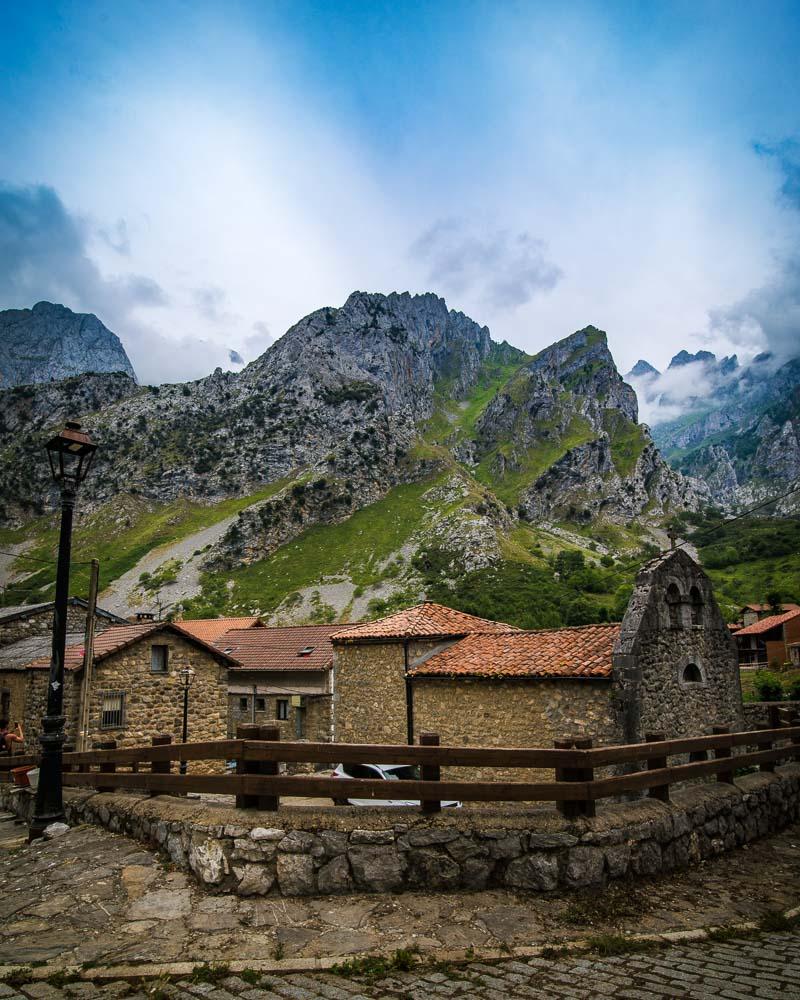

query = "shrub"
[785, 676, 800, 701]
[753, 670, 783, 702]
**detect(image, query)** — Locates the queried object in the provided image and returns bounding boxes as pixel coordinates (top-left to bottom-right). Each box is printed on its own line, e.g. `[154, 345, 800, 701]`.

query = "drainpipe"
[251, 683, 257, 725]
[404, 639, 414, 745]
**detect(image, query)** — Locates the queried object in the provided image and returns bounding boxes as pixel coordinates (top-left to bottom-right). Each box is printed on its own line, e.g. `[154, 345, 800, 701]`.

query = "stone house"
[23, 621, 238, 758]
[210, 624, 339, 741]
[332, 549, 743, 769]
[734, 609, 800, 669]
[0, 598, 127, 738]
[738, 602, 800, 628]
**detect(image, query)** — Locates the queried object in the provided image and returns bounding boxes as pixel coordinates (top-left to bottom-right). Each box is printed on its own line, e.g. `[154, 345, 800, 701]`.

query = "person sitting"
[0, 720, 24, 755]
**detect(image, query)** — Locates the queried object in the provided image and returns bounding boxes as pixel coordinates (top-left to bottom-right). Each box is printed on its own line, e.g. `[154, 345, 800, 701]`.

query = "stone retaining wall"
[743, 701, 800, 728]
[5, 763, 800, 900]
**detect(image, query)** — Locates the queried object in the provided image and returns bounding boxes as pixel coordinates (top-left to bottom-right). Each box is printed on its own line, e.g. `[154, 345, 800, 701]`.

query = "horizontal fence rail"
[2, 717, 799, 815]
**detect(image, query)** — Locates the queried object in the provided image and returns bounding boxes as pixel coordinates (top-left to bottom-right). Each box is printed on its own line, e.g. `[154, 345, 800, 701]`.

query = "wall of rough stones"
[412, 677, 618, 780]
[5, 763, 798, 899]
[22, 632, 228, 770]
[0, 671, 27, 730]
[614, 549, 744, 744]
[0, 603, 117, 648]
[743, 702, 800, 728]
[333, 639, 446, 745]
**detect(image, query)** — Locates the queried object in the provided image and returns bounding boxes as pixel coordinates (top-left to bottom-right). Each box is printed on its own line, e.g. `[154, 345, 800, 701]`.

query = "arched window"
[689, 586, 704, 626]
[666, 583, 683, 628]
[682, 663, 703, 683]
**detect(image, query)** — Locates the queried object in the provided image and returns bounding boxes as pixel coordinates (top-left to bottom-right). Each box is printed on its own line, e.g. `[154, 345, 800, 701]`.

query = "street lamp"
[178, 666, 196, 775]
[30, 421, 97, 840]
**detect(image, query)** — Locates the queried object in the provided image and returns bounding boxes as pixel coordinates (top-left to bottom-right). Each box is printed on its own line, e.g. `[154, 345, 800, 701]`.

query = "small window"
[100, 691, 125, 729]
[682, 663, 703, 684]
[298, 646, 314, 657]
[239, 697, 249, 711]
[151, 645, 169, 673]
[666, 583, 683, 629]
[255, 697, 266, 712]
[689, 586, 704, 626]
[276, 699, 289, 720]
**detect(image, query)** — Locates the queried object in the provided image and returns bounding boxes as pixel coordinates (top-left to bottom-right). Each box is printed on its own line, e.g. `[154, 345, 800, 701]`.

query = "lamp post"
[178, 666, 196, 775]
[30, 421, 97, 841]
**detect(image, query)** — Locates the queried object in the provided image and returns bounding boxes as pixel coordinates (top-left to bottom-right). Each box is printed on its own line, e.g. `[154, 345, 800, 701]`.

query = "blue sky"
[1, 0, 799, 395]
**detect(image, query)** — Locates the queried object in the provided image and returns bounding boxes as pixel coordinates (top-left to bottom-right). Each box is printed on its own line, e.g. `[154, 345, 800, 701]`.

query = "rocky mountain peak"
[668, 349, 716, 369]
[0, 301, 137, 388]
[627, 359, 660, 379]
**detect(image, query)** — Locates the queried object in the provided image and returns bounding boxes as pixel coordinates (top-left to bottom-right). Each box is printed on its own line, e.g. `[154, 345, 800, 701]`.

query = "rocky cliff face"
[468, 327, 704, 524]
[655, 357, 800, 511]
[0, 292, 493, 525]
[0, 302, 137, 388]
[0, 294, 709, 616]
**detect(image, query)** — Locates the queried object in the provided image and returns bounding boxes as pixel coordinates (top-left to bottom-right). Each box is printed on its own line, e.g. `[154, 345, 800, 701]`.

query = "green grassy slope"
[1, 479, 293, 605]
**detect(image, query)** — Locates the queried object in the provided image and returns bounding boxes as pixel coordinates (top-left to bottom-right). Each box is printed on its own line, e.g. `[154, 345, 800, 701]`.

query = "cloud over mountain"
[411, 219, 563, 309]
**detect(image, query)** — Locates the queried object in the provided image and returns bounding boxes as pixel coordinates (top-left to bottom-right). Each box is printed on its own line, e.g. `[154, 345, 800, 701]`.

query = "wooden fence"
[2, 713, 799, 817]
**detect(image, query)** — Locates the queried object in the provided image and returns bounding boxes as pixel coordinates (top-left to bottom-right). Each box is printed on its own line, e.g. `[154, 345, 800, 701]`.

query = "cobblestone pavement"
[2, 931, 800, 997]
[2, 811, 800, 997]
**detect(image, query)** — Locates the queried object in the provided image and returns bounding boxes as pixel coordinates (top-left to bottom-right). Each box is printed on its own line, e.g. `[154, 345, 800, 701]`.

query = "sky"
[1, 0, 799, 395]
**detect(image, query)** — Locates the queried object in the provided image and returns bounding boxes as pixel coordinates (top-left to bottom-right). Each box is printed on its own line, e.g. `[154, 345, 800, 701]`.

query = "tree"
[766, 590, 783, 614]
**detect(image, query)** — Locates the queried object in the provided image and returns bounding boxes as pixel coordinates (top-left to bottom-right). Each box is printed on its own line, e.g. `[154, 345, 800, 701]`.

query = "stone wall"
[333, 639, 449, 745]
[413, 677, 618, 780]
[24, 669, 80, 747]
[22, 631, 228, 770]
[5, 763, 799, 899]
[0, 603, 117, 648]
[743, 701, 800, 728]
[0, 670, 27, 730]
[614, 549, 744, 744]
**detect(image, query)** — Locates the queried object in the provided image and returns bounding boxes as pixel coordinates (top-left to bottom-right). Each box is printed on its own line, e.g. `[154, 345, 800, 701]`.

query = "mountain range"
[626, 348, 800, 511]
[0, 294, 796, 624]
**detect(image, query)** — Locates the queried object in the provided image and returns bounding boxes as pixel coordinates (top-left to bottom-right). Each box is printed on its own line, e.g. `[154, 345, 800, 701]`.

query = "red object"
[11, 765, 34, 788]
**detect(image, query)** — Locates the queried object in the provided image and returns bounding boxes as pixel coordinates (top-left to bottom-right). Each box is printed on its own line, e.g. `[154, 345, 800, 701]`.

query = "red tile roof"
[734, 608, 800, 637]
[408, 624, 620, 679]
[28, 622, 240, 670]
[332, 602, 518, 642]
[215, 624, 341, 671]
[741, 603, 800, 613]
[178, 616, 263, 641]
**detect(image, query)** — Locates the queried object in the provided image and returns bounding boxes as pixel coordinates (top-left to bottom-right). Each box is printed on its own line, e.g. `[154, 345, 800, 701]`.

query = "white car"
[329, 762, 461, 808]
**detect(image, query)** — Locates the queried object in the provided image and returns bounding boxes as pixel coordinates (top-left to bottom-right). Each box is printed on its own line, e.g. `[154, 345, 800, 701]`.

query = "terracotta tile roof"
[215, 624, 341, 671]
[27, 622, 240, 670]
[735, 608, 800, 637]
[332, 602, 518, 642]
[178, 616, 263, 642]
[741, 603, 800, 613]
[408, 624, 621, 679]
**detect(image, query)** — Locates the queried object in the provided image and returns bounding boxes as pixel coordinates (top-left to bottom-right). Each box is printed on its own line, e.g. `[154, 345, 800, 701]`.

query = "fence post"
[572, 737, 595, 817]
[150, 734, 172, 797]
[789, 710, 800, 762]
[712, 725, 734, 784]
[93, 739, 116, 794]
[756, 723, 776, 773]
[768, 704, 781, 729]
[62, 744, 74, 775]
[236, 723, 260, 809]
[646, 732, 670, 802]
[419, 732, 441, 815]
[555, 739, 579, 818]
[258, 725, 280, 811]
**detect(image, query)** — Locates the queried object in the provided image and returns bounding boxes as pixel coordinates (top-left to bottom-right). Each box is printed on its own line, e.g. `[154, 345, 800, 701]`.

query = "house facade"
[23, 622, 236, 761]
[210, 624, 338, 742]
[332, 549, 743, 764]
[0, 598, 127, 735]
[734, 609, 800, 669]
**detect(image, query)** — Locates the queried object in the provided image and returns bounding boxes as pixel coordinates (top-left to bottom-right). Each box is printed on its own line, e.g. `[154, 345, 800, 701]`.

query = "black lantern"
[45, 421, 97, 486]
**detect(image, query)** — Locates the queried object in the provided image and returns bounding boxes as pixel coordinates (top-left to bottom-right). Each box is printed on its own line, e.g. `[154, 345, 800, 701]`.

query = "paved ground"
[1, 811, 800, 997]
